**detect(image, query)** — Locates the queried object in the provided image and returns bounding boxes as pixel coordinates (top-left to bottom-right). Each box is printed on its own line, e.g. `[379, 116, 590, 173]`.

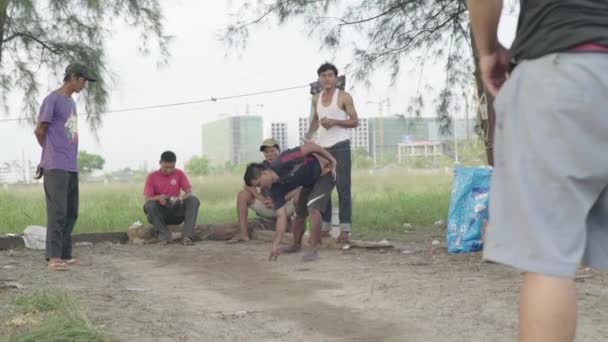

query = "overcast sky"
[1, 1, 518, 171]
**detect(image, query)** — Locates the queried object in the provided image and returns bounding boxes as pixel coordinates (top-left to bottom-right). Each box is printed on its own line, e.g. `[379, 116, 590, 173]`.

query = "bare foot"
[280, 244, 301, 254]
[226, 236, 250, 244]
[302, 250, 320, 262]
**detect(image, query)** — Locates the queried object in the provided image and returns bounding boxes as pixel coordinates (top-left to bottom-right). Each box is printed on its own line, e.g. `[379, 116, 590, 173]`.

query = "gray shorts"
[250, 199, 294, 219]
[484, 53, 608, 278]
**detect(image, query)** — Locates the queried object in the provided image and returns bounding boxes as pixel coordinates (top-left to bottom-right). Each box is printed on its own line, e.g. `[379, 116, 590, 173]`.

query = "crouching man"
[244, 142, 336, 262]
[229, 138, 299, 243]
[143, 151, 200, 246]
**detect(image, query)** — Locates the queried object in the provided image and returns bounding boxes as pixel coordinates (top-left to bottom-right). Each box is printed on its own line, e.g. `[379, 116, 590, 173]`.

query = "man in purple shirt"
[34, 63, 96, 271]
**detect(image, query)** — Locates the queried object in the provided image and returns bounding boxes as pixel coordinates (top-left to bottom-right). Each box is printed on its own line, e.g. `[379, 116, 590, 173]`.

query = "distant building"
[202, 116, 263, 166]
[298, 116, 320, 144]
[298, 117, 309, 144]
[350, 117, 369, 152]
[270, 122, 288, 151]
[368, 116, 476, 161]
[397, 141, 442, 163]
[0, 160, 36, 184]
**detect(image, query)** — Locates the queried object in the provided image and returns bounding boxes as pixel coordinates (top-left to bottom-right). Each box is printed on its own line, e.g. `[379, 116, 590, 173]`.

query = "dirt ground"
[1, 236, 608, 342]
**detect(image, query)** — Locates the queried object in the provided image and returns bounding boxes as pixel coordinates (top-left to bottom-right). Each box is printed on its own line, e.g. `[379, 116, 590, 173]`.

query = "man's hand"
[321, 158, 337, 180]
[158, 196, 167, 206]
[170, 197, 181, 207]
[269, 244, 280, 261]
[33, 165, 44, 180]
[263, 198, 273, 209]
[34, 122, 49, 147]
[480, 43, 510, 97]
[320, 117, 334, 129]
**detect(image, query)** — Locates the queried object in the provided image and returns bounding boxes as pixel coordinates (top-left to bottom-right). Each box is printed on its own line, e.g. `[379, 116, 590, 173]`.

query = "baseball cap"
[65, 63, 97, 82]
[259, 138, 280, 152]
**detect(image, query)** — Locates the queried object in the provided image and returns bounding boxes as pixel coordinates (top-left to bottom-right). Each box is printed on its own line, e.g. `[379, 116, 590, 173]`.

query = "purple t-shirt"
[38, 91, 78, 172]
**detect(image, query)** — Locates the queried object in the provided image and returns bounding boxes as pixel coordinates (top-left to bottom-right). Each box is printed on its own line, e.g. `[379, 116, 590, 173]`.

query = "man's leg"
[233, 190, 255, 241]
[321, 196, 332, 237]
[334, 141, 352, 242]
[519, 273, 577, 342]
[484, 53, 608, 342]
[302, 207, 324, 262]
[144, 200, 171, 242]
[43, 170, 69, 265]
[302, 174, 335, 262]
[61, 172, 79, 261]
[181, 196, 200, 241]
[281, 187, 311, 253]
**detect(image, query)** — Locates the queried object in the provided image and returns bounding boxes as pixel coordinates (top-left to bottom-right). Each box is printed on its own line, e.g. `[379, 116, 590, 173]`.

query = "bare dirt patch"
[1, 238, 608, 342]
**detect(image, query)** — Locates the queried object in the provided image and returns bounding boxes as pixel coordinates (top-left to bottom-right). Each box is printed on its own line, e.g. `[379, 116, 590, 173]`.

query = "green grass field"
[0, 169, 453, 239]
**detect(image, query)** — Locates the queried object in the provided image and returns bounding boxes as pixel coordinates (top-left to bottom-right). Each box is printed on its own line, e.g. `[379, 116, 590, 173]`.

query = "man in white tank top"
[305, 63, 359, 243]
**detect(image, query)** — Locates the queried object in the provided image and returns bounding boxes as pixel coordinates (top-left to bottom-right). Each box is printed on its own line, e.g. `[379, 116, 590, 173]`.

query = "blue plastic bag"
[446, 166, 492, 254]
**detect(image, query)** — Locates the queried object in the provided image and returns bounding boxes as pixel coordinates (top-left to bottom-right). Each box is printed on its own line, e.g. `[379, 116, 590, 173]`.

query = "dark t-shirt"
[510, 1, 608, 64]
[268, 147, 321, 210]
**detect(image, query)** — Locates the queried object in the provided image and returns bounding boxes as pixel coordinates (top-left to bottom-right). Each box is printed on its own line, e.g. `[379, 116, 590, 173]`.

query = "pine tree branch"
[2, 31, 61, 54]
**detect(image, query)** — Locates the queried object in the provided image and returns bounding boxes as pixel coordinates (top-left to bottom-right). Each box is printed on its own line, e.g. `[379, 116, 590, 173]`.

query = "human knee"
[144, 200, 161, 212]
[308, 207, 322, 217]
[184, 195, 200, 207]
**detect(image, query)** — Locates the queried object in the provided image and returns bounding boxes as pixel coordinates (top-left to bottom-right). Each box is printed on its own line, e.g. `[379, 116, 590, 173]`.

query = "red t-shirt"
[144, 169, 191, 198]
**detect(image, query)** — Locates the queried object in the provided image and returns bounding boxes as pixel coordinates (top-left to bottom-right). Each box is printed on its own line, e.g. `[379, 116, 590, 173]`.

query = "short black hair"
[244, 163, 267, 186]
[160, 151, 177, 163]
[317, 62, 338, 77]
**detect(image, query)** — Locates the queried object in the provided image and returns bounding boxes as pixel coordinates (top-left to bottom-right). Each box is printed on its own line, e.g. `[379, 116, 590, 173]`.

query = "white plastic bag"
[23, 226, 47, 250]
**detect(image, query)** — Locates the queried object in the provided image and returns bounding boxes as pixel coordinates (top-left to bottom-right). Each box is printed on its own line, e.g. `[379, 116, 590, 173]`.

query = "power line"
[0, 83, 310, 123]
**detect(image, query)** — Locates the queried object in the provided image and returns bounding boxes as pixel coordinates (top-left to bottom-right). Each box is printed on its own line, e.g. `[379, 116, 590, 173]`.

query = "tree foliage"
[0, 0, 171, 130]
[223, 0, 471, 134]
[78, 150, 105, 174]
[186, 155, 211, 176]
[221, 0, 515, 165]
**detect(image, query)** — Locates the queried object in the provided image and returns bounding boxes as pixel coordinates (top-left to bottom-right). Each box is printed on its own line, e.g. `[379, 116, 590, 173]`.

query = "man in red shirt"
[143, 151, 200, 246]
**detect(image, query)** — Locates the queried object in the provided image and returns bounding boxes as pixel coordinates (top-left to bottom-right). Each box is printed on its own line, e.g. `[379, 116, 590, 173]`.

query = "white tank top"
[316, 89, 350, 148]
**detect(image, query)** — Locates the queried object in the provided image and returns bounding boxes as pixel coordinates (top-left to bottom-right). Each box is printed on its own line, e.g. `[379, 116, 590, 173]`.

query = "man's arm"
[468, 0, 503, 56]
[323, 92, 359, 129]
[468, 0, 508, 96]
[145, 194, 166, 201]
[244, 185, 266, 201]
[181, 188, 193, 201]
[305, 95, 320, 141]
[270, 206, 288, 260]
[285, 187, 301, 202]
[34, 122, 49, 147]
[178, 171, 193, 201]
[144, 176, 167, 205]
[300, 142, 336, 165]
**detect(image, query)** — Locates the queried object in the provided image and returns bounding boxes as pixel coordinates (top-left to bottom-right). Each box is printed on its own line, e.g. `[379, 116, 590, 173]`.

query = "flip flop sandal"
[62, 258, 80, 266]
[48, 262, 68, 271]
[226, 237, 249, 244]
